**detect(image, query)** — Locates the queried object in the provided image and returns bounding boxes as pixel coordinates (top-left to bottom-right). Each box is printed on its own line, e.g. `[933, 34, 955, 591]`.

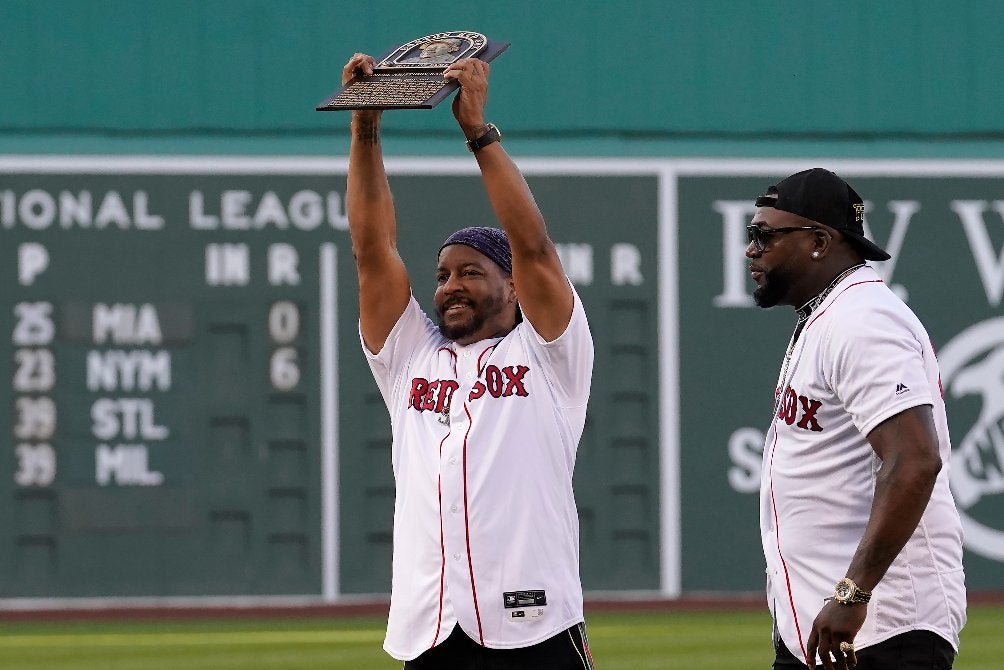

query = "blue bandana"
[439, 226, 512, 274]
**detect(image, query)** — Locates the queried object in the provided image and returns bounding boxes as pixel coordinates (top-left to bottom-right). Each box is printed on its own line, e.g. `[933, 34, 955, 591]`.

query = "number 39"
[15, 443, 56, 487]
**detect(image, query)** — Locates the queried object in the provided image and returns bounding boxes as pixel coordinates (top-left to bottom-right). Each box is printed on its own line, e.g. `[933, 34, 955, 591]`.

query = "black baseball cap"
[755, 168, 891, 261]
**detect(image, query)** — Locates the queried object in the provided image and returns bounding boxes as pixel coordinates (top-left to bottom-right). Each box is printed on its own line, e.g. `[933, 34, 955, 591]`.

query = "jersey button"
[450, 504, 459, 513]
[449, 457, 457, 465]
[453, 553, 462, 561]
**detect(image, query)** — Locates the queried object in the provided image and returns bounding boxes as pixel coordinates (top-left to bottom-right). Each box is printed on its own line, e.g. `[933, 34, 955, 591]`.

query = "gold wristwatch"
[832, 577, 872, 605]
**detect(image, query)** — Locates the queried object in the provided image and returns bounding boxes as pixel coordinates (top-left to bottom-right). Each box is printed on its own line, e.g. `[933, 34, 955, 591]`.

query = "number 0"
[269, 301, 300, 344]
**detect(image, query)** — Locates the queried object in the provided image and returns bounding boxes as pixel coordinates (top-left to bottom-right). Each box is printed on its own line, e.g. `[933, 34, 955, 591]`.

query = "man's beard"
[752, 267, 789, 308]
[437, 293, 505, 342]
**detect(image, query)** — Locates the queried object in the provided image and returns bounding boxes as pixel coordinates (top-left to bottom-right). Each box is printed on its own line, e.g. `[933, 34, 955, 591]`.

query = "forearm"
[845, 452, 939, 591]
[449, 60, 550, 256]
[472, 140, 573, 338]
[471, 142, 549, 254]
[347, 113, 397, 259]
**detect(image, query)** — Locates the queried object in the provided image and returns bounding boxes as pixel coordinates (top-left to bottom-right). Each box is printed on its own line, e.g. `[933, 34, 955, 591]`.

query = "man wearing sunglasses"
[747, 168, 966, 670]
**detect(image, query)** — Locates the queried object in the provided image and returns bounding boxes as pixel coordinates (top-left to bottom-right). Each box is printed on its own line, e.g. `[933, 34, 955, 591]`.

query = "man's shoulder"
[822, 277, 902, 320]
[369, 298, 447, 359]
[816, 283, 927, 349]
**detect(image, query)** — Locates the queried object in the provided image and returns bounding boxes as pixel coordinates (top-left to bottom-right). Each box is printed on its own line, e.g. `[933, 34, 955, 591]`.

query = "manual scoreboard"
[0, 157, 662, 600]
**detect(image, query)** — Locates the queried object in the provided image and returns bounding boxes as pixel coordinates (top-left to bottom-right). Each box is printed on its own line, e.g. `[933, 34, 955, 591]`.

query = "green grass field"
[1, 605, 1000, 670]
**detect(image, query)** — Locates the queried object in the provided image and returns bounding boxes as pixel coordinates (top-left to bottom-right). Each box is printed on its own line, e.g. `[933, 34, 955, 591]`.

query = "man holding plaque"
[343, 52, 596, 670]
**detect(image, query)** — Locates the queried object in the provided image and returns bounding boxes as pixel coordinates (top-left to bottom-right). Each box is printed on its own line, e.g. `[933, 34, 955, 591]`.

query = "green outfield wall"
[3, 1, 1004, 157]
[2, 2, 1003, 604]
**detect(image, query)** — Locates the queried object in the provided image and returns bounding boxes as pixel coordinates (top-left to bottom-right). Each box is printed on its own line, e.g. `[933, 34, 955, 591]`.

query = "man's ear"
[812, 227, 835, 257]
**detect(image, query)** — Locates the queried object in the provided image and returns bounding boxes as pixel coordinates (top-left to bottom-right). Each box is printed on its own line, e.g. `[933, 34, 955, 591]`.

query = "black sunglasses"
[746, 224, 820, 252]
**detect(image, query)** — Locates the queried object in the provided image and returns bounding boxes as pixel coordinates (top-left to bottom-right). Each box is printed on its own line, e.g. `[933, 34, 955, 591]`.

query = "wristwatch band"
[831, 577, 872, 605]
[466, 123, 501, 153]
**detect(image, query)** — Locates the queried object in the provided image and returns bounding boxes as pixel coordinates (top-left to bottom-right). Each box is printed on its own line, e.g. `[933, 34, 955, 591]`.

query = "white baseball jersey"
[363, 288, 593, 661]
[760, 265, 966, 663]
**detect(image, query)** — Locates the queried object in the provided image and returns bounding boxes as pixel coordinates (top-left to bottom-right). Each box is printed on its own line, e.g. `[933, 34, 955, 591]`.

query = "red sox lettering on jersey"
[408, 364, 530, 415]
[774, 384, 823, 431]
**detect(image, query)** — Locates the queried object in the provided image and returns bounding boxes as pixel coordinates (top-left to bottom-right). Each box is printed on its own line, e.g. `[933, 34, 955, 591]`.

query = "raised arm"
[344, 53, 411, 354]
[444, 59, 573, 342]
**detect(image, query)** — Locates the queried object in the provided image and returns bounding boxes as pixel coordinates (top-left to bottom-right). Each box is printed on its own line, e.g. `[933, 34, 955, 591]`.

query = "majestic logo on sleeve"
[408, 365, 530, 417]
[939, 317, 1004, 561]
[774, 385, 824, 432]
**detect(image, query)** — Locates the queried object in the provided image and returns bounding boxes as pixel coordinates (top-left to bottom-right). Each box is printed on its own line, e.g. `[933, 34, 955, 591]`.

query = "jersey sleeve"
[822, 304, 934, 437]
[521, 283, 594, 409]
[361, 294, 439, 407]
